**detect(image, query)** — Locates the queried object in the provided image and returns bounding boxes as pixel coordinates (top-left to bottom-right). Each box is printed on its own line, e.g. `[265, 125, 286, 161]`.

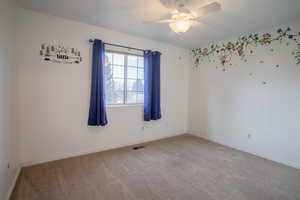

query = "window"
[104, 51, 144, 105]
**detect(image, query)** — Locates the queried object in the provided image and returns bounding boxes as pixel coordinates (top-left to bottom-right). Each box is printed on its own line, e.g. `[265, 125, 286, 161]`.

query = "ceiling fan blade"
[143, 13, 174, 24]
[157, 19, 176, 23]
[197, 2, 221, 17]
[193, 18, 216, 29]
[190, 20, 201, 26]
[177, 7, 191, 14]
[143, 19, 175, 24]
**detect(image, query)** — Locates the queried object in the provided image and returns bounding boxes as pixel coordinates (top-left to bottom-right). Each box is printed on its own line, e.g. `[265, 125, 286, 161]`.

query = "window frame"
[105, 50, 144, 106]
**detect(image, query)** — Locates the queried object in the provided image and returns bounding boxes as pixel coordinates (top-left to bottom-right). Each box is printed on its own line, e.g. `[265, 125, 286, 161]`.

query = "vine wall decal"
[192, 27, 300, 68]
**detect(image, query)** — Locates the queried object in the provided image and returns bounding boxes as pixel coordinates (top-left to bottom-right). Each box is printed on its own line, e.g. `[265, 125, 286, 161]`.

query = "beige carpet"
[11, 134, 300, 200]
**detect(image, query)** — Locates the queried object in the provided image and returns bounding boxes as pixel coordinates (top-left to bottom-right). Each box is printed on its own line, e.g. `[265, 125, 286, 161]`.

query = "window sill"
[107, 104, 143, 108]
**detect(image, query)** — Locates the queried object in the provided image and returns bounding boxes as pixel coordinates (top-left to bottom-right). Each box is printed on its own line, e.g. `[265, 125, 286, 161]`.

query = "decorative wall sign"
[192, 27, 300, 68]
[40, 43, 82, 64]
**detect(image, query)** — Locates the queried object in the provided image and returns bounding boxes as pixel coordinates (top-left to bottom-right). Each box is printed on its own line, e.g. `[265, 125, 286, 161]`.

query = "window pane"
[113, 78, 124, 91]
[105, 53, 112, 65]
[128, 55, 137, 66]
[136, 79, 144, 92]
[127, 91, 137, 104]
[127, 79, 137, 91]
[138, 57, 144, 68]
[137, 92, 144, 103]
[113, 54, 124, 65]
[105, 78, 124, 104]
[105, 52, 144, 105]
[127, 67, 137, 79]
[113, 65, 124, 78]
[104, 64, 113, 81]
[138, 68, 144, 80]
[115, 91, 124, 104]
[107, 90, 124, 104]
[105, 53, 113, 65]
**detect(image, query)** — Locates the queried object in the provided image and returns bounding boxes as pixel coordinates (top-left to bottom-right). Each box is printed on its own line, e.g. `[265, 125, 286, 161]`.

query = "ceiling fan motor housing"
[176, 0, 189, 7]
[160, 0, 208, 9]
[160, 0, 189, 9]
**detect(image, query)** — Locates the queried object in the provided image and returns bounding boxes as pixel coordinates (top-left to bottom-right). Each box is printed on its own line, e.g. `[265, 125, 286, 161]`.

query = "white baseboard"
[6, 167, 21, 200]
[190, 132, 300, 170]
[20, 132, 186, 167]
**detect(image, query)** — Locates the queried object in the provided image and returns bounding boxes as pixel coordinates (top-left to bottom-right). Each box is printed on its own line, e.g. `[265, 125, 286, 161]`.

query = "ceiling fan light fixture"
[169, 20, 191, 33]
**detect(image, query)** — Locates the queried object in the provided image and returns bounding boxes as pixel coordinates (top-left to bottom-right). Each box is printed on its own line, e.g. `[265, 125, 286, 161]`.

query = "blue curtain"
[144, 50, 161, 121]
[88, 40, 108, 126]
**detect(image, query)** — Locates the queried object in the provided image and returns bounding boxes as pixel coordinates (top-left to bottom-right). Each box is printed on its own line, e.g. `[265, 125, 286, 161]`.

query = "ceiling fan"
[146, 0, 221, 34]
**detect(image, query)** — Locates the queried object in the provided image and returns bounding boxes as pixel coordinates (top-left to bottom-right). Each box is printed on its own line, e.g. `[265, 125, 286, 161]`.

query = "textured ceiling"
[17, 0, 300, 48]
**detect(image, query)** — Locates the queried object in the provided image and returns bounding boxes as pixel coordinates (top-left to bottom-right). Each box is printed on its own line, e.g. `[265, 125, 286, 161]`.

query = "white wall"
[0, 0, 17, 199]
[189, 19, 300, 169]
[15, 8, 190, 166]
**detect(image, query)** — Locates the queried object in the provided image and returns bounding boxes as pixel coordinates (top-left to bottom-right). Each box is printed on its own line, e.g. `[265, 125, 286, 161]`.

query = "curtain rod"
[89, 39, 146, 52]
